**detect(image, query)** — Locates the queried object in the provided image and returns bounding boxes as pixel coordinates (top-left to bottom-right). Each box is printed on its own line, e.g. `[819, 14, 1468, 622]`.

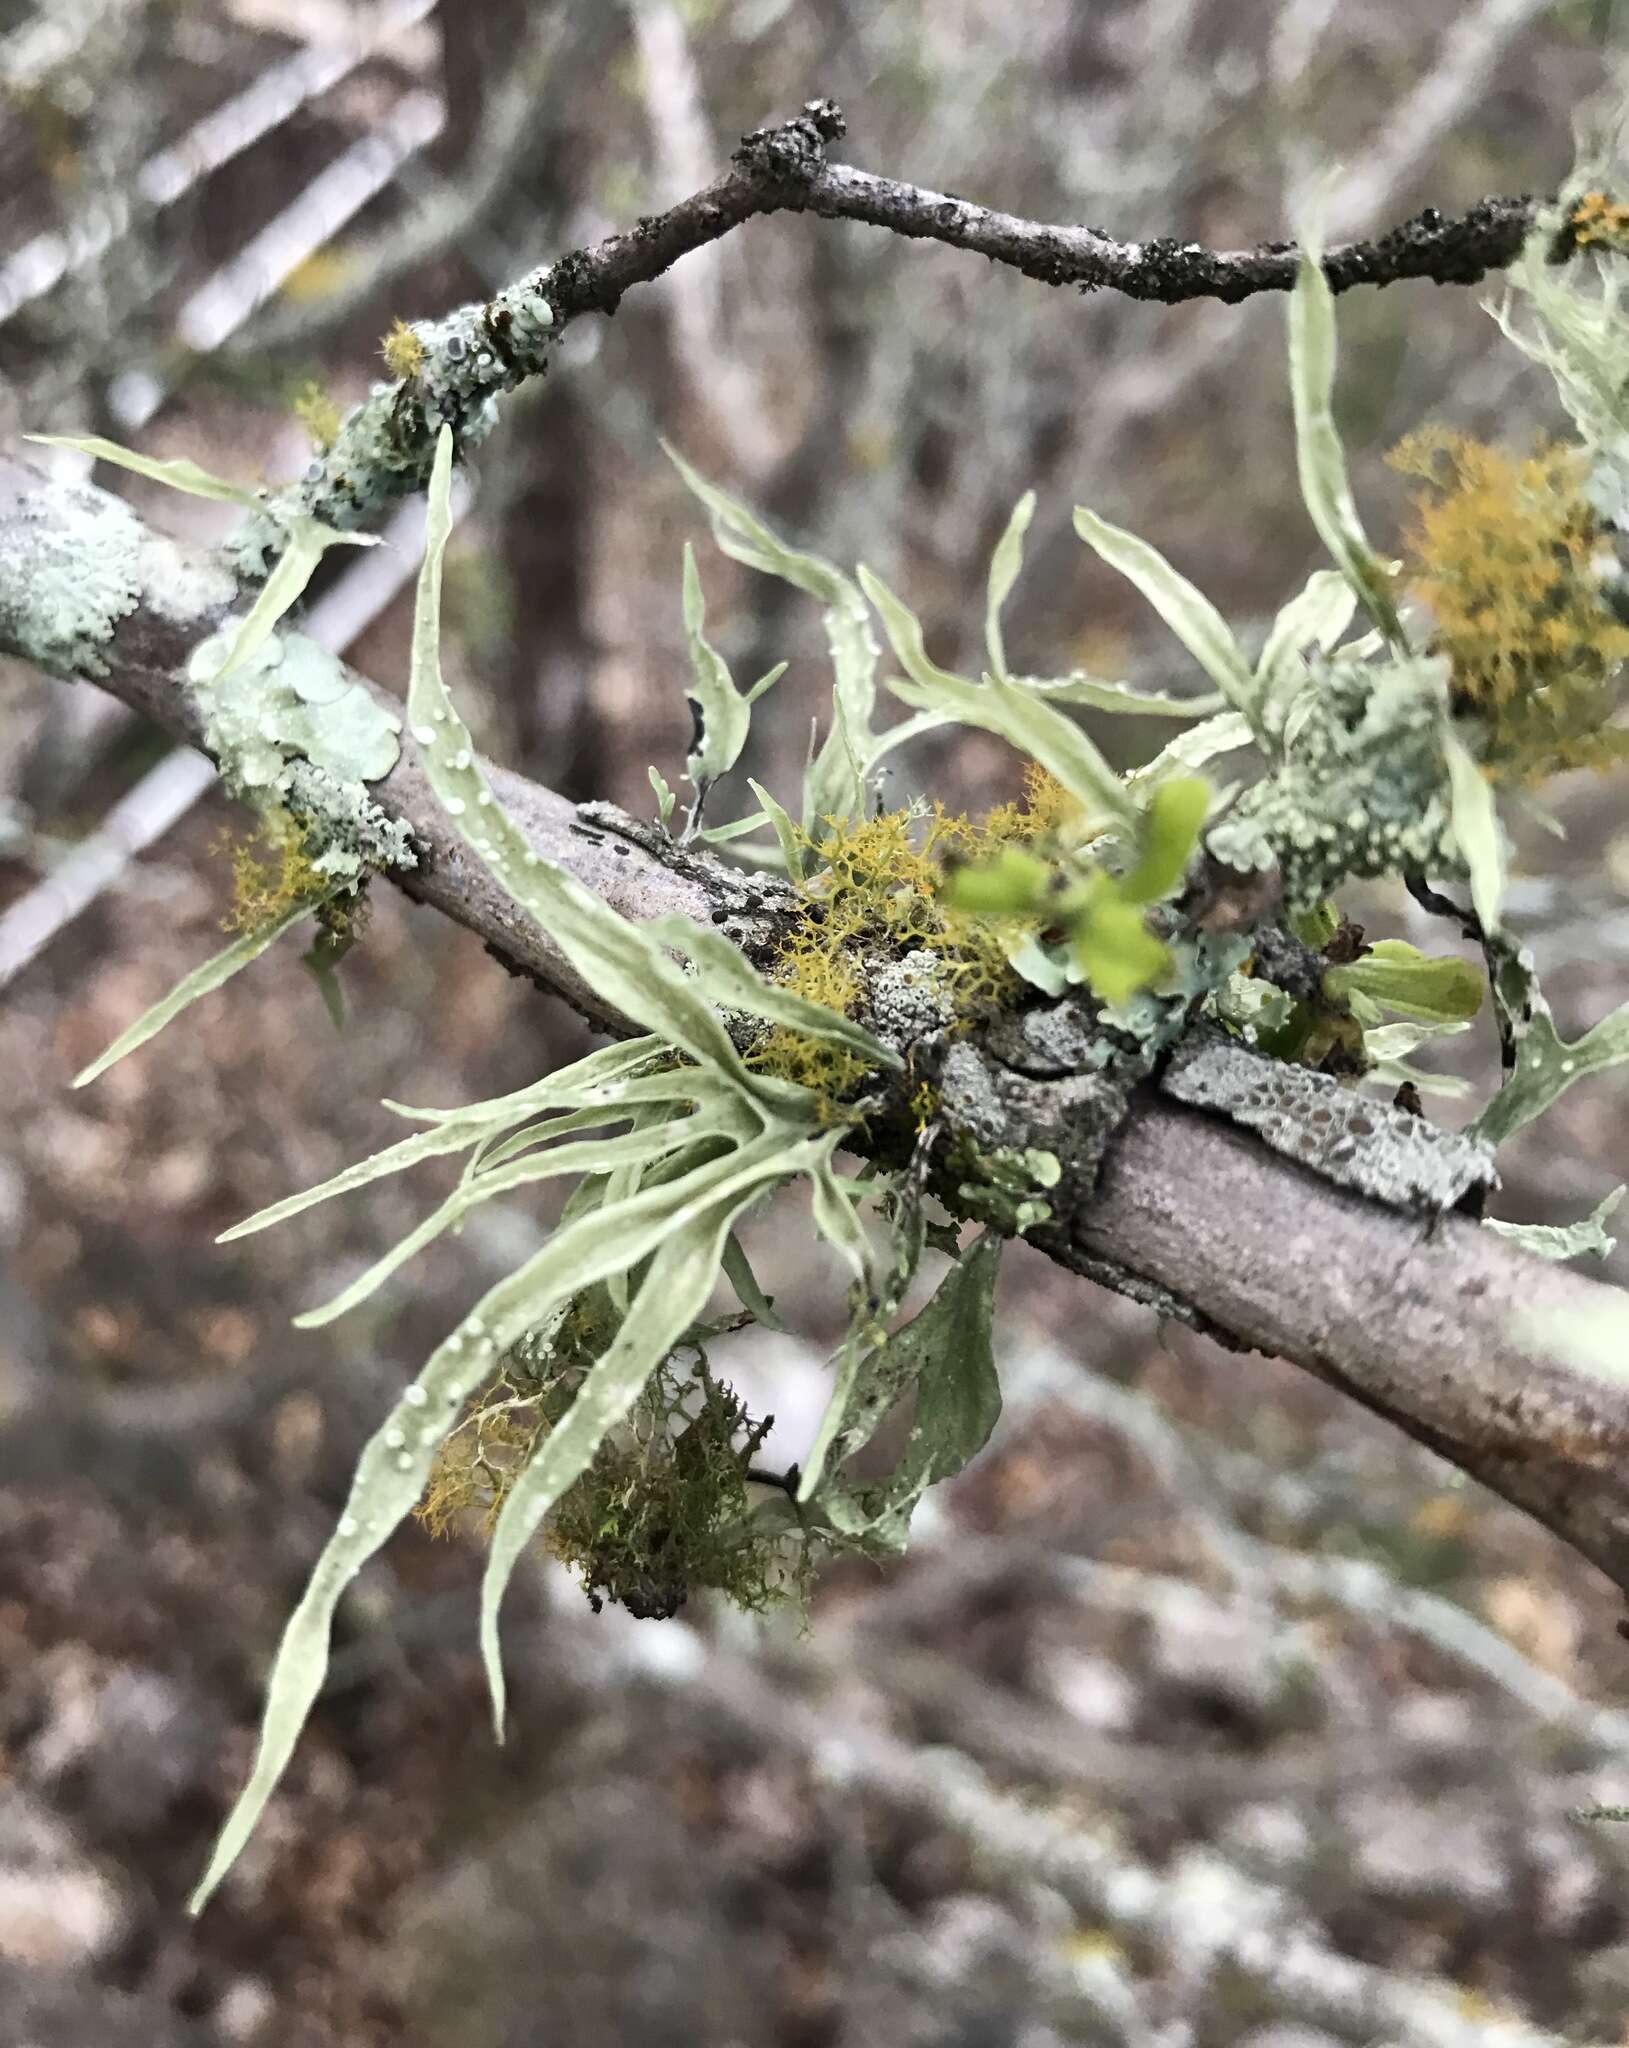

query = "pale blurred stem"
[5, 453, 1629, 1612]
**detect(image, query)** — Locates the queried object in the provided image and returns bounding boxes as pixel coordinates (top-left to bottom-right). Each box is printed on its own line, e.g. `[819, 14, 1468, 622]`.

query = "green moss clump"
[419, 1295, 806, 1620]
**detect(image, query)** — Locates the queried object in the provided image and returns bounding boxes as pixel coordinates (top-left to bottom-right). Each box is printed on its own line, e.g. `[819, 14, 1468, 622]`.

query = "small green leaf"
[1072, 507, 1259, 719]
[648, 766, 676, 827]
[1255, 567, 1357, 739]
[1127, 710, 1255, 789]
[985, 490, 1035, 680]
[1325, 939, 1484, 1024]
[664, 443, 878, 830]
[1014, 672, 1224, 719]
[1287, 222, 1404, 641]
[1473, 993, 1629, 1148]
[1071, 889, 1169, 1008]
[861, 565, 1136, 830]
[1118, 775, 1209, 905]
[722, 1231, 784, 1329]
[1442, 729, 1505, 936]
[940, 844, 1052, 916]
[810, 1233, 1002, 1542]
[74, 899, 317, 1087]
[1486, 1186, 1623, 1262]
[24, 432, 266, 506]
[680, 544, 750, 801]
[746, 777, 806, 880]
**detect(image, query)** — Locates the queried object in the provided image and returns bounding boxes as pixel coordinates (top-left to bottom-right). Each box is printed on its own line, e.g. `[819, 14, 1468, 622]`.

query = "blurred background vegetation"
[4, 3, 1629, 2043]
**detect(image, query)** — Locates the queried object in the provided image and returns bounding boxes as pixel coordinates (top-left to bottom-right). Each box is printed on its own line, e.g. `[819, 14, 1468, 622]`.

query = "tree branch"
[227, 100, 1545, 567]
[6, 451, 1628, 1607]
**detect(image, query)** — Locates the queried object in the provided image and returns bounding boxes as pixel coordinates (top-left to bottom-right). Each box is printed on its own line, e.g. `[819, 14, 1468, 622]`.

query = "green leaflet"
[1287, 222, 1405, 643]
[860, 564, 1136, 830]
[1254, 568, 1357, 742]
[1442, 728, 1506, 935]
[665, 443, 879, 830]
[1127, 710, 1256, 789]
[1117, 776, 1210, 904]
[73, 899, 320, 1087]
[722, 1232, 784, 1329]
[409, 429, 809, 1123]
[746, 777, 806, 880]
[678, 543, 786, 815]
[188, 1131, 798, 1915]
[644, 914, 900, 1071]
[815, 1233, 1002, 1549]
[1324, 940, 1485, 1026]
[479, 1143, 804, 1731]
[379, 1035, 669, 1125]
[805, 1130, 874, 1292]
[648, 766, 677, 828]
[1473, 991, 1629, 1149]
[221, 1046, 694, 1239]
[985, 490, 1036, 680]
[1072, 506, 1260, 726]
[1012, 672, 1224, 719]
[293, 1109, 744, 1330]
[24, 432, 265, 506]
[1486, 1186, 1624, 1262]
[799, 1144, 933, 1500]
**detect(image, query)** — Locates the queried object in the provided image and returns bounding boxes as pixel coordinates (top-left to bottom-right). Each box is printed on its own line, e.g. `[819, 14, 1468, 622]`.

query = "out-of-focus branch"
[4, 452, 1629, 1614]
[245, 99, 1544, 565]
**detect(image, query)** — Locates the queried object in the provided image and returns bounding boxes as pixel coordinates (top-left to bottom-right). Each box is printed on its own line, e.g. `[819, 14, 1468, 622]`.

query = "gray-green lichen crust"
[1160, 1027, 1497, 1213]
[228, 281, 558, 578]
[1209, 657, 1458, 908]
[0, 478, 146, 677]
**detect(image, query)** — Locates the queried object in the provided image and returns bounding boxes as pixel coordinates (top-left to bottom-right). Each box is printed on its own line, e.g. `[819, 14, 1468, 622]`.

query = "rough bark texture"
[5, 451, 1628, 1604]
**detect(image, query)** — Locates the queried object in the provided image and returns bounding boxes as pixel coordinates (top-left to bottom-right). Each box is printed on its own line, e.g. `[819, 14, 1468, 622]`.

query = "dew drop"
[477, 790, 493, 807]
[411, 724, 437, 745]
[444, 797, 466, 816]
[338, 1516, 359, 1538]
[404, 1385, 429, 1407]
[385, 1428, 406, 1450]
[452, 748, 472, 770]
[396, 1451, 415, 1471]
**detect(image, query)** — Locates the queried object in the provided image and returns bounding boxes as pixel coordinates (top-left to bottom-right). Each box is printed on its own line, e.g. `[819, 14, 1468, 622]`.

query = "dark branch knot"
[733, 97, 846, 185]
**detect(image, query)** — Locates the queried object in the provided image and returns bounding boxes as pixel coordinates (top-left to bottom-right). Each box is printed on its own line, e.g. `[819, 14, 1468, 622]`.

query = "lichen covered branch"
[7, 451, 1629, 1605]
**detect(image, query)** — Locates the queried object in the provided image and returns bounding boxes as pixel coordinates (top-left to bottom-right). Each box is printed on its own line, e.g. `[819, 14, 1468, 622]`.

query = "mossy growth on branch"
[744, 767, 1081, 1111]
[418, 1296, 803, 1620]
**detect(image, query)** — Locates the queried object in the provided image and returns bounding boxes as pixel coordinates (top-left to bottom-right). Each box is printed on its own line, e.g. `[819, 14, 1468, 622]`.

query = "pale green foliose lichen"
[187, 629, 415, 886]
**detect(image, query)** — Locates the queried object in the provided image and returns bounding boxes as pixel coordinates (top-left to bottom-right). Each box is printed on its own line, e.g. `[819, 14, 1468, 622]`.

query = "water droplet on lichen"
[404, 1385, 429, 1407]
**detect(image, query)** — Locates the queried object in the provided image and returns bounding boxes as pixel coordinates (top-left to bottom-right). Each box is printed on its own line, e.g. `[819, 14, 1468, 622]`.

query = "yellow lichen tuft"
[744, 781, 1079, 1113]
[292, 380, 344, 453]
[216, 815, 362, 942]
[1388, 427, 1629, 781]
[381, 317, 426, 379]
[1569, 189, 1629, 253]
